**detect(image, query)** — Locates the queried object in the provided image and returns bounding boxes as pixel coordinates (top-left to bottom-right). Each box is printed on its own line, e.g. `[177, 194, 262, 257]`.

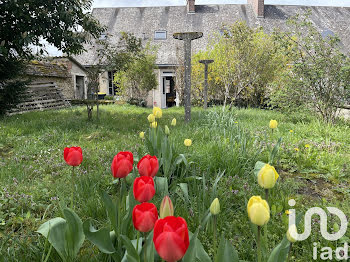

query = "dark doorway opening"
[163, 76, 176, 107]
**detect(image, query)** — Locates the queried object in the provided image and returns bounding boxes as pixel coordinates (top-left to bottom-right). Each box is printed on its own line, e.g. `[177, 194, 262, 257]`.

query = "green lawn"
[0, 104, 349, 261]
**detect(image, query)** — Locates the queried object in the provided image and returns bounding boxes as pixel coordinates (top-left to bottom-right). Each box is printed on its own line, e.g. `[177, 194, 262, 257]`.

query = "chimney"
[187, 0, 195, 13]
[248, 0, 264, 18]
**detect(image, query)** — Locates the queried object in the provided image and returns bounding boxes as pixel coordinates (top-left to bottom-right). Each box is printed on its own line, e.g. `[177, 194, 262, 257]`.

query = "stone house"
[27, 57, 88, 100]
[74, 0, 350, 108]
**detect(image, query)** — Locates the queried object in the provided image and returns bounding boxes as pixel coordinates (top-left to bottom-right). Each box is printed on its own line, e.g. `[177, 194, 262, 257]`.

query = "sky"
[44, 0, 350, 56]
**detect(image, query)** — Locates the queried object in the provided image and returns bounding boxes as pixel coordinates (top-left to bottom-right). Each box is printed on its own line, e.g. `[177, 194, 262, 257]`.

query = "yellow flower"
[151, 121, 157, 128]
[234, 121, 238, 124]
[286, 224, 298, 243]
[289, 130, 293, 133]
[294, 148, 299, 152]
[305, 144, 310, 148]
[147, 114, 155, 123]
[184, 139, 192, 147]
[269, 120, 278, 129]
[139, 132, 145, 139]
[171, 118, 176, 126]
[285, 210, 291, 215]
[153, 107, 162, 119]
[160, 196, 174, 219]
[164, 125, 170, 135]
[210, 198, 220, 215]
[247, 196, 270, 226]
[257, 164, 279, 189]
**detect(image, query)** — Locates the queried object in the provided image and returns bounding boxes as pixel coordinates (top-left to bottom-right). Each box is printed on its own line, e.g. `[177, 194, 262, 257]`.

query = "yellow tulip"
[153, 107, 162, 119]
[210, 198, 220, 215]
[171, 118, 176, 126]
[159, 195, 174, 219]
[139, 132, 145, 139]
[147, 114, 155, 123]
[286, 224, 298, 243]
[184, 139, 192, 147]
[151, 121, 157, 128]
[164, 125, 170, 135]
[257, 164, 279, 189]
[247, 196, 270, 226]
[269, 120, 278, 129]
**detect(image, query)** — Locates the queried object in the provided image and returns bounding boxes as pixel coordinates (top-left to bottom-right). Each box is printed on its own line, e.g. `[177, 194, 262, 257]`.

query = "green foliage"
[0, 0, 104, 57]
[36, 208, 85, 262]
[271, 10, 350, 123]
[191, 22, 285, 108]
[0, 56, 28, 115]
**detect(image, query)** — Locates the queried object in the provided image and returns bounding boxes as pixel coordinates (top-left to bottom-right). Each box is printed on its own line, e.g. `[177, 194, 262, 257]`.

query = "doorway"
[75, 75, 85, 99]
[161, 75, 176, 108]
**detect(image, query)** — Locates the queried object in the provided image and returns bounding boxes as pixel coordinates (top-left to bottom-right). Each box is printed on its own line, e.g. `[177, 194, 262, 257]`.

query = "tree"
[96, 32, 158, 105]
[271, 11, 350, 123]
[0, 0, 104, 115]
[191, 22, 285, 108]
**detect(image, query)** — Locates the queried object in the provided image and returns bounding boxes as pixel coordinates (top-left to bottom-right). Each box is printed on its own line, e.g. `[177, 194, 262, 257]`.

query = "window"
[154, 31, 167, 40]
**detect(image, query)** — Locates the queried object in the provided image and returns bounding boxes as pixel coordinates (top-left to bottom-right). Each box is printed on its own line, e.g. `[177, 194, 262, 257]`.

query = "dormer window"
[154, 31, 167, 40]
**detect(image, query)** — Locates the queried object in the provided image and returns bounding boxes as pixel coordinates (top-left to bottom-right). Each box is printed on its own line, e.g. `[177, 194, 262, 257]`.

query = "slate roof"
[74, 4, 350, 66]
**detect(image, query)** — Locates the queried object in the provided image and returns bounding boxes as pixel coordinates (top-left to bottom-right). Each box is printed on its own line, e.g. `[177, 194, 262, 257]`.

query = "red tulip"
[132, 202, 158, 232]
[153, 216, 190, 262]
[137, 155, 159, 177]
[133, 176, 155, 203]
[111, 151, 133, 178]
[64, 147, 83, 166]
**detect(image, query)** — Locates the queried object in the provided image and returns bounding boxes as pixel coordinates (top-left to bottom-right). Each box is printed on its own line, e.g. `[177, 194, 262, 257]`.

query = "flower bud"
[286, 224, 298, 243]
[171, 118, 176, 126]
[147, 114, 155, 123]
[247, 196, 270, 226]
[164, 125, 170, 135]
[151, 121, 157, 128]
[184, 139, 192, 147]
[269, 120, 278, 129]
[160, 195, 174, 218]
[210, 198, 220, 215]
[153, 107, 162, 119]
[257, 164, 279, 189]
[139, 132, 145, 139]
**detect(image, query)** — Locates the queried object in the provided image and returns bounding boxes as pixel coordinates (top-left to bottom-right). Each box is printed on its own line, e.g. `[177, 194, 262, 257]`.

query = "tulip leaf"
[145, 231, 155, 262]
[101, 191, 118, 235]
[216, 235, 239, 262]
[270, 137, 283, 165]
[37, 217, 67, 261]
[154, 176, 168, 196]
[121, 237, 143, 262]
[63, 208, 85, 260]
[121, 235, 140, 262]
[183, 229, 199, 262]
[254, 161, 266, 178]
[211, 170, 225, 201]
[267, 236, 290, 262]
[83, 219, 116, 254]
[178, 183, 190, 204]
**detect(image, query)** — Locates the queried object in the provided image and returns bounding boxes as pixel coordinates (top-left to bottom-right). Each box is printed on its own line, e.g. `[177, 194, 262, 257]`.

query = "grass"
[0, 104, 349, 261]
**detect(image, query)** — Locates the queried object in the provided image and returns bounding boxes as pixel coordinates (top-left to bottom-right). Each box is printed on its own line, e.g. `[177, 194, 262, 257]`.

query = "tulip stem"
[70, 166, 75, 209]
[136, 231, 140, 254]
[257, 226, 262, 262]
[143, 232, 147, 262]
[265, 189, 269, 202]
[287, 243, 293, 262]
[213, 215, 217, 260]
